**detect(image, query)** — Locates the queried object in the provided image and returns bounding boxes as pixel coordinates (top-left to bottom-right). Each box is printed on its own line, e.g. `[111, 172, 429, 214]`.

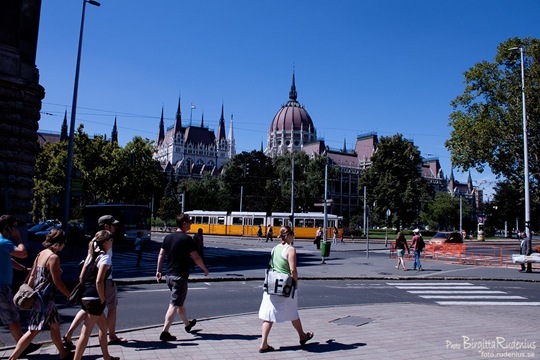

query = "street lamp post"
[509, 46, 531, 240]
[63, 0, 100, 226]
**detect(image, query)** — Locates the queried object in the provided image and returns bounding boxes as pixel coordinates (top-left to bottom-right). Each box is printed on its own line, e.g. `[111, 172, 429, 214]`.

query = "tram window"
[273, 218, 284, 227]
[191, 216, 199, 224]
[232, 217, 243, 225]
[217, 217, 225, 225]
[202, 216, 209, 224]
[294, 219, 305, 228]
[254, 217, 264, 226]
[305, 219, 314, 228]
[315, 219, 324, 228]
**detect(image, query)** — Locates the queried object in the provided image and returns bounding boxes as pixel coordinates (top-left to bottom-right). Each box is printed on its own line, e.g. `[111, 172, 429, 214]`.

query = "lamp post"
[63, 0, 100, 226]
[509, 46, 531, 240]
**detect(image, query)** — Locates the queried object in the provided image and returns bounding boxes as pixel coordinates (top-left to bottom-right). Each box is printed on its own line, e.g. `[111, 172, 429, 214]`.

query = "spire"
[111, 116, 118, 144]
[228, 114, 236, 157]
[260, 141, 263, 152]
[158, 106, 165, 145]
[468, 171, 473, 192]
[200, 112, 204, 128]
[174, 95, 182, 135]
[60, 110, 68, 142]
[217, 102, 226, 141]
[289, 68, 297, 101]
[343, 138, 347, 153]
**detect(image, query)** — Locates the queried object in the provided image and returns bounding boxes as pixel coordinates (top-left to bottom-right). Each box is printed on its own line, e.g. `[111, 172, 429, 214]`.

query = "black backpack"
[416, 236, 425, 251]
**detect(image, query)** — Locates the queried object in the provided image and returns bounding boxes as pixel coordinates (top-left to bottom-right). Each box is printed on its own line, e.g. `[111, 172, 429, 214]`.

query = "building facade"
[153, 97, 235, 178]
[264, 71, 482, 219]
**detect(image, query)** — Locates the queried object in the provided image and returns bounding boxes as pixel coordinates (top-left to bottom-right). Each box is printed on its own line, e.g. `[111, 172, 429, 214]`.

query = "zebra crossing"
[387, 282, 540, 306]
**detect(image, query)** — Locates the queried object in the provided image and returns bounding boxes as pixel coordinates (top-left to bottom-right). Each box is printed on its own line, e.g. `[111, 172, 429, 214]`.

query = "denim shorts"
[397, 249, 405, 257]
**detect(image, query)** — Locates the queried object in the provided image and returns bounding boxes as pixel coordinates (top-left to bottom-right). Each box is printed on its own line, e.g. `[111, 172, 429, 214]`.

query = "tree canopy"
[360, 134, 433, 229]
[446, 37, 539, 182]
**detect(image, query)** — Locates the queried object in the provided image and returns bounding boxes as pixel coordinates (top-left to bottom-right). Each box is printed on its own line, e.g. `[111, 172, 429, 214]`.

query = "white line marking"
[127, 288, 208, 293]
[388, 283, 474, 286]
[437, 301, 540, 306]
[420, 295, 525, 299]
[408, 290, 506, 294]
[395, 286, 489, 290]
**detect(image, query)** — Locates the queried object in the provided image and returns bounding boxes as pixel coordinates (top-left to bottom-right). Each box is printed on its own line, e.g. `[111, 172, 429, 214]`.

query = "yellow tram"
[185, 210, 343, 239]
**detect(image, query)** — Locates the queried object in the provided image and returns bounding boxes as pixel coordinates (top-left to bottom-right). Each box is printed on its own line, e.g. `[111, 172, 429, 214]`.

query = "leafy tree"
[220, 150, 277, 212]
[273, 152, 327, 213]
[446, 37, 540, 228]
[360, 134, 433, 230]
[420, 192, 473, 231]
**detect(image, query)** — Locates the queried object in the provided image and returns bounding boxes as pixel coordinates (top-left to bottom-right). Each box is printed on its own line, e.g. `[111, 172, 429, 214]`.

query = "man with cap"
[156, 214, 209, 342]
[410, 229, 424, 271]
[0, 215, 42, 355]
[63, 215, 127, 348]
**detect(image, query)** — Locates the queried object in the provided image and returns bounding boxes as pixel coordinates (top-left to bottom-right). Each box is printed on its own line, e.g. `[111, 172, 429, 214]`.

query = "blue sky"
[36, 1, 540, 197]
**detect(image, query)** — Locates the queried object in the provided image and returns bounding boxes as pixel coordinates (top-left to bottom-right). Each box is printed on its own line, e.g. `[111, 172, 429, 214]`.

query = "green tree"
[360, 134, 433, 230]
[420, 192, 473, 231]
[447, 37, 540, 181]
[221, 150, 277, 212]
[273, 152, 327, 213]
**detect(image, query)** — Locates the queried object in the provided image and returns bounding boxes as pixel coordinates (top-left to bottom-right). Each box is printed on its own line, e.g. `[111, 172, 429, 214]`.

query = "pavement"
[1, 237, 539, 359]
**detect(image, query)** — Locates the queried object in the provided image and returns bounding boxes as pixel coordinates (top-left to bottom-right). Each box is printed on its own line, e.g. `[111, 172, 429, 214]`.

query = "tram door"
[244, 216, 253, 236]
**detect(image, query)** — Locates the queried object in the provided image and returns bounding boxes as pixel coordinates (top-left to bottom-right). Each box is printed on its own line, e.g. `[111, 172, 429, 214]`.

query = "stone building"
[263, 71, 479, 219]
[0, 0, 44, 222]
[153, 97, 235, 178]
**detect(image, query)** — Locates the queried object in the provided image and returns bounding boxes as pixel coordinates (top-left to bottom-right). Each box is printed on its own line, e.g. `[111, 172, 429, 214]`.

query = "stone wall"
[0, 0, 45, 223]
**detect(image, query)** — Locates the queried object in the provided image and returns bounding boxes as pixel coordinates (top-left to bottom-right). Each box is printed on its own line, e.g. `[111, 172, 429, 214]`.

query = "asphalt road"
[2, 279, 539, 348]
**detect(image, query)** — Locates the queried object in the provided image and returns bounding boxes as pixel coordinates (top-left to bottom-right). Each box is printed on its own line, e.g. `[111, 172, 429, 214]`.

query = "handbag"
[13, 283, 38, 310]
[263, 246, 296, 298]
[13, 253, 51, 310]
[68, 282, 85, 305]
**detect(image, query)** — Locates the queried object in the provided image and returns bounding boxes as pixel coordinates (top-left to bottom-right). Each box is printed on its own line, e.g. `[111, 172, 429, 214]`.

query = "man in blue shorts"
[0, 215, 41, 355]
[156, 214, 209, 342]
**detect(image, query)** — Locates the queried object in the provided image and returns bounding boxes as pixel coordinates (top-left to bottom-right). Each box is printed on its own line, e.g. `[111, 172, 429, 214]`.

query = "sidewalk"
[1, 237, 538, 359]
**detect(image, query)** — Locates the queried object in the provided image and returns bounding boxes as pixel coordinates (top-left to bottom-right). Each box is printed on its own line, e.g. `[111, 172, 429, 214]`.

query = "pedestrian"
[258, 226, 313, 353]
[266, 224, 273, 242]
[410, 229, 424, 271]
[519, 232, 533, 273]
[257, 225, 263, 242]
[73, 230, 119, 360]
[332, 226, 338, 245]
[156, 214, 209, 342]
[394, 232, 409, 271]
[340, 231, 344, 244]
[9, 229, 72, 360]
[314, 227, 323, 250]
[193, 228, 205, 262]
[0, 215, 42, 357]
[134, 231, 143, 268]
[63, 215, 126, 349]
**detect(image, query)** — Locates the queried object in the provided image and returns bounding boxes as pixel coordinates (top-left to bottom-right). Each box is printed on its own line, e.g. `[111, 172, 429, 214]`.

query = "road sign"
[386, 209, 391, 217]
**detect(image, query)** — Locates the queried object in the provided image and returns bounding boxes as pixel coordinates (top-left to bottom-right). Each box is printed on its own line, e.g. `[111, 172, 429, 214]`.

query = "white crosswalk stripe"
[387, 282, 540, 306]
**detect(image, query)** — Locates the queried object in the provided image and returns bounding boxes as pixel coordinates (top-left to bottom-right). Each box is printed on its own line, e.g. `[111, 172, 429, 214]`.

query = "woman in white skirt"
[258, 226, 314, 353]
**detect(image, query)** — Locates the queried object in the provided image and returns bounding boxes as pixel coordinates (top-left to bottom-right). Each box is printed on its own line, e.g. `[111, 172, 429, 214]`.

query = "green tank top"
[272, 244, 291, 274]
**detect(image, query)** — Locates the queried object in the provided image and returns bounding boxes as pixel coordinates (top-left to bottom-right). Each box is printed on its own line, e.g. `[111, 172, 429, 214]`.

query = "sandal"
[108, 337, 128, 345]
[300, 331, 314, 346]
[63, 336, 75, 351]
[259, 345, 275, 353]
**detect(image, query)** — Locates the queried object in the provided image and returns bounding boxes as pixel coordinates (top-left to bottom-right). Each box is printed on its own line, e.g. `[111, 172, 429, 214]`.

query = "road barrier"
[390, 243, 532, 269]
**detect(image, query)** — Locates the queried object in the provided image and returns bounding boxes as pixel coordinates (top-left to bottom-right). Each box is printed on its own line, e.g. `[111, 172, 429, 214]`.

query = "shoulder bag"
[263, 246, 296, 298]
[13, 253, 51, 310]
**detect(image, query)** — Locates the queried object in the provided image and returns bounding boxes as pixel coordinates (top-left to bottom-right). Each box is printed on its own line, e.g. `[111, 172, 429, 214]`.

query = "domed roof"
[269, 72, 315, 133]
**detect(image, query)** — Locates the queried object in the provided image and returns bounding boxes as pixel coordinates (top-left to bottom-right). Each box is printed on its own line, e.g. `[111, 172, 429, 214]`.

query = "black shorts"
[81, 299, 106, 316]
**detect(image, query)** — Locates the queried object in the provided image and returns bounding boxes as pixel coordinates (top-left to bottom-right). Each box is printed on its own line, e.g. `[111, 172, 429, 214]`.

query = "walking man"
[156, 214, 209, 342]
[519, 231, 533, 273]
[410, 229, 424, 271]
[0, 215, 41, 355]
